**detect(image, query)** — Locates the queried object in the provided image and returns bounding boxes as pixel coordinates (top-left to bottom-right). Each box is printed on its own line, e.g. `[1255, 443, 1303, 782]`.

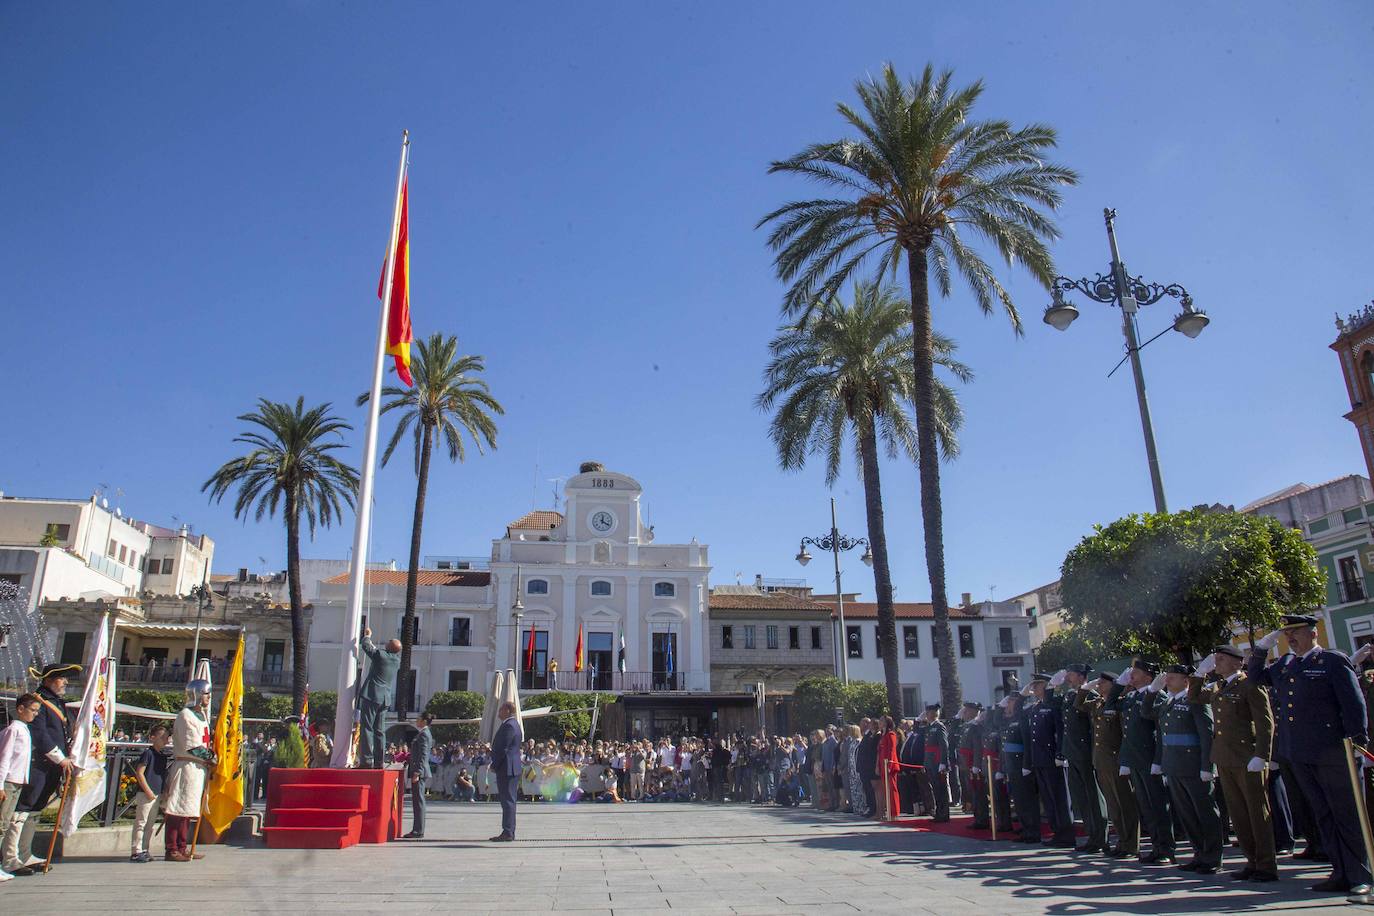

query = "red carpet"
[263, 768, 402, 849]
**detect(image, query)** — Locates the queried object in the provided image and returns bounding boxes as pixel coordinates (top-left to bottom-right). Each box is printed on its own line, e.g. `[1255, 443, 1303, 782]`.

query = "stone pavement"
[5, 801, 1370, 914]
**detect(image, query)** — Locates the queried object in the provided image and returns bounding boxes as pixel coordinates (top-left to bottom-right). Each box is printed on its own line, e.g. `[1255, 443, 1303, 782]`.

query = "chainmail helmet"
[184, 679, 211, 706]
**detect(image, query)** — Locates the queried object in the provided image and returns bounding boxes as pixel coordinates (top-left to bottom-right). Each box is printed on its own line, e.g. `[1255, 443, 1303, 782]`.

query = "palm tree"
[203, 397, 359, 715]
[759, 279, 970, 716]
[759, 64, 1076, 712]
[360, 332, 504, 717]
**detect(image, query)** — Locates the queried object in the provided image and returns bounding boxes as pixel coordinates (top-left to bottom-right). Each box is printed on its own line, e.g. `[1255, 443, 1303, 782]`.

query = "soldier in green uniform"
[1143, 662, 1223, 874]
[1000, 692, 1040, 842]
[1190, 644, 1276, 882]
[958, 702, 988, 829]
[1120, 659, 1175, 863]
[1078, 669, 1139, 859]
[1057, 664, 1108, 854]
[983, 700, 1013, 833]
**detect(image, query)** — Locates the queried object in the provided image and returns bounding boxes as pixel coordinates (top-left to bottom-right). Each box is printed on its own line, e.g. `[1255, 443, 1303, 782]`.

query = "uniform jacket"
[1058, 688, 1094, 761]
[491, 717, 524, 777]
[28, 685, 71, 765]
[958, 719, 983, 769]
[980, 711, 1003, 773]
[999, 714, 1027, 771]
[1021, 699, 1062, 768]
[359, 636, 401, 706]
[1247, 646, 1367, 765]
[1188, 672, 1273, 768]
[1141, 689, 1213, 777]
[408, 726, 434, 779]
[922, 720, 949, 769]
[1077, 684, 1126, 761]
[1118, 688, 1160, 772]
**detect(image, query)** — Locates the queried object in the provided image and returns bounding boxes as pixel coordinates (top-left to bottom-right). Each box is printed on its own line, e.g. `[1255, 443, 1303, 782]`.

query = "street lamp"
[1043, 208, 1210, 514]
[510, 564, 524, 679]
[795, 497, 870, 684]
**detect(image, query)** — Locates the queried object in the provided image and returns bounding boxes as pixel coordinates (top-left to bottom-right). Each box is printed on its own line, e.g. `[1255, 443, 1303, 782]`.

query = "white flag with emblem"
[60, 613, 116, 835]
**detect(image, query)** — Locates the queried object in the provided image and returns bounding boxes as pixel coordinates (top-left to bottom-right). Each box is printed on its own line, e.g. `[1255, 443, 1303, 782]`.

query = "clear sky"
[2, 2, 1372, 604]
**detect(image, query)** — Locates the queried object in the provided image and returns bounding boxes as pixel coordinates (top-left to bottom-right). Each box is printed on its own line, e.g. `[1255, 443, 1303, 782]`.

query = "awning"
[118, 623, 243, 639]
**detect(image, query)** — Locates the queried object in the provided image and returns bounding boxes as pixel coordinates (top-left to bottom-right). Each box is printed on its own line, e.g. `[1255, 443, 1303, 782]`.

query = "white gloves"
[1199, 770, 1213, 782]
[1162, 776, 1169, 787]
[1150, 764, 1163, 776]
[1118, 765, 1130, 777]
[1255, 631, 1281, 652]
[1246, 757, 1266, 773]
[1266, 760, 1279, 772]
[1149, 673, 1166, 693]
[1020, 682, 1034, 697]
[994, 771, 1005, 781]
[1056, 758, 1069, 768]
[1195, 654, 1217, 677]
[938, 764, 947, 773]
[998, 695, 1013, 710]
[971, 766, 982, 776]
[1116, 670, 1132, 687]
[1355, 644, 1373, 665]
[1022, 768, 1031, 777]
[1049, 670, 1067, 688]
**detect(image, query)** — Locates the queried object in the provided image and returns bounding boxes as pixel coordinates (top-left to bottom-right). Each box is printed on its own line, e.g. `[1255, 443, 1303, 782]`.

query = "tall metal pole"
[1105, 208, 1168, 514]
[831, 497, 849, 684]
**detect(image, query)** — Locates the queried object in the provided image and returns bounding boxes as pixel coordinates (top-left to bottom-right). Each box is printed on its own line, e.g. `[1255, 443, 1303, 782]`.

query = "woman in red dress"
[874, 715, 901, 820]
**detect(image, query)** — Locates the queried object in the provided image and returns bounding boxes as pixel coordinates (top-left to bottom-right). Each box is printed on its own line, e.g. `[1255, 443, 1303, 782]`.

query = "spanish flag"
[205, 634, 246, 834]
[574, 624, 584, 673]
[379, 178, 413, 386]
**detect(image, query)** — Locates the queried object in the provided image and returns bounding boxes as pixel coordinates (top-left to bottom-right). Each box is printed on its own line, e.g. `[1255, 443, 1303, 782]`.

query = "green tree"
[759, 64, 1077, 714]
[1060, 508, 1326, 661]
[521, 692, 616, 742]
[1033, 626, 1115, 673]
[424, 689, 485, 742]
[273, 726, 306, 769]
[758, 279, 969, 717]
[791, 675, 893, 733]
[360, 333, 504, 718]
[203, 397, 359, 715]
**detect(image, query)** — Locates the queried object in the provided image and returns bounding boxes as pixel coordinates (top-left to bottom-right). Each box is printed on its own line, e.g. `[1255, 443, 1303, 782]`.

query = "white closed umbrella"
[481, 669, 504, 743]
[498, 667, 524, 732]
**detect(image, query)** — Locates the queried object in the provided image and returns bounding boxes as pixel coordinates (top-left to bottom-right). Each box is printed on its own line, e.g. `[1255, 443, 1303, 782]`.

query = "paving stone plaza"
[8, 801, 1366, 914]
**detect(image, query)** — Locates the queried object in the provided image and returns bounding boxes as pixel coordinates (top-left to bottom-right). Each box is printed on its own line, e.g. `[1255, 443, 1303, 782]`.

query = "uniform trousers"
[1129, 768, 1174, 855]
[991, 774, 1014, 831]
[1033, 765, 1074, 841]
[1167, 775, 1222, 867]
[1290, 760, 1373, 887]
[1006, 762, 1039, 838]
[1093, 756, 1138, 854]
[1278, 755, 1323, 854]
[968, 771, 990, 826]
[409, 776, 427, 836]
[1066, 756, 1108, 847]
[1218, 767, 1275, 874]
[1268, 767, 1295, 851]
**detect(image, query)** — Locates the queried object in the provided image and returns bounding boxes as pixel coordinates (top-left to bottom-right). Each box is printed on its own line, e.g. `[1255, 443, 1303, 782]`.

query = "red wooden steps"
[263, 784, 370, 849]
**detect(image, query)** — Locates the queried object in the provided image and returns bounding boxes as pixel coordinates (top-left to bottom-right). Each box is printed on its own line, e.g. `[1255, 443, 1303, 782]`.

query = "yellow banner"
[205, 634, 245, 834]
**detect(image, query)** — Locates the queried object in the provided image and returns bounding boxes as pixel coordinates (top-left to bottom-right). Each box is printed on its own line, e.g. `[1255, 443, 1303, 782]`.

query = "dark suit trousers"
[1278, 755, 1323, 853]
[1067, 756, 1107, 846]
[1218, 767, 1275, 873]
[358, 699, 385, 768]
[1167, 775, 1222, 867]
[1129, 769, 1174, 855]
[497, 772, 518, 837]
[1007, 766, 1039, 838]
[410, 776, 427, 835]
[1034, 766, 1073, 840]
[1291, 760, 1373, 886]
[1269, 767, 1295, 850]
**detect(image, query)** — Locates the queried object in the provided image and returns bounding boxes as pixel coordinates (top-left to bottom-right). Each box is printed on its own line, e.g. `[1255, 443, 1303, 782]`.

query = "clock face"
[590, 510, 615, 533]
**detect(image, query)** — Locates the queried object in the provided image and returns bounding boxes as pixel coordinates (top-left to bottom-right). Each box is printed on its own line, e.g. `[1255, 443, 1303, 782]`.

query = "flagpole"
[331, 130, 410, 767]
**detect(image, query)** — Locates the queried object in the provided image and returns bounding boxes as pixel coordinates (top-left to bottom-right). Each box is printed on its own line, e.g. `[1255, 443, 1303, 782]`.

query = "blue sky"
[2, 2, 1372, 603]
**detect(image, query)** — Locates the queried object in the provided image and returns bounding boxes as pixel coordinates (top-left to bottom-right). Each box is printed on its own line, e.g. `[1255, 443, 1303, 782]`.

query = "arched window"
[526, 578, 549, 595]
[1362, 351, 1374, 402]
[654, 581, 676, 598]
[590, 580, 612, 597]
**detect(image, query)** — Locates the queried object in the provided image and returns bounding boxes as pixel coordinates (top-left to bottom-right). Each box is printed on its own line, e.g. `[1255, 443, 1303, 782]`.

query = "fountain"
[0, 580, 52, 692]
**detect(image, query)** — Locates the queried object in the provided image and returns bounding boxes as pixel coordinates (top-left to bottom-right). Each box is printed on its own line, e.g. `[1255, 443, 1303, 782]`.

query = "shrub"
[424, 690, 484, 742]
[791, 676, 892, 733]
[273, 726, 306, 768]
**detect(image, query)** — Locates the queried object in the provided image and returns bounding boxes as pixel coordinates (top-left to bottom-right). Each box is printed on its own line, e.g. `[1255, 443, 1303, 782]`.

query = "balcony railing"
[516, 670, 690, 693]
[1339, 578, 1367, 604]
[114, 665, 293, 691]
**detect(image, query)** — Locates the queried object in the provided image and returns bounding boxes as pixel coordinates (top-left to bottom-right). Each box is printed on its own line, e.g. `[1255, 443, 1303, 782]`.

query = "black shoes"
[1107, 847, 1134, 859]
[1295, 847, 1329, 862]
[1250, 871, 1279, 882]
[488, 833, 514, 842]
[1231, 867, 1255, 881]
[1312, 878, 1352, 893]
[402, 831, 424, 839]
[1142, 853, 1176, 865]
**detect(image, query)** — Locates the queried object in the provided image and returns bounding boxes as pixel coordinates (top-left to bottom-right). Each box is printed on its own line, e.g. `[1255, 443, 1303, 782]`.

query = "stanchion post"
[1342, 739, 1374, 903]
[987, 766, 997, 841]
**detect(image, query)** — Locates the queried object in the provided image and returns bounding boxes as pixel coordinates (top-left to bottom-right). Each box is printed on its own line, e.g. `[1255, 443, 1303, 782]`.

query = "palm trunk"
[397, 422, 434, 719]
[858, 419, 903, 718]
[285, 489, 308, 717]
[906, 244, 962, 714]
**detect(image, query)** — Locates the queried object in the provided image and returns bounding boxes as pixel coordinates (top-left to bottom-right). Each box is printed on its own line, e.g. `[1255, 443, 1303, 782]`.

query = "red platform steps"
[263, 769, 402, 849]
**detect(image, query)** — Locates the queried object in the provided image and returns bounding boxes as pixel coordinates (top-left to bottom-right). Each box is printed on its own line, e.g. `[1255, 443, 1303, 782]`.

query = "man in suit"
[855, 718, 878, 817]
[405, 712, 434, 839]
[490, 701, 523, 842]
[897, 719, 921, 815]
[358, 627, 401, 769]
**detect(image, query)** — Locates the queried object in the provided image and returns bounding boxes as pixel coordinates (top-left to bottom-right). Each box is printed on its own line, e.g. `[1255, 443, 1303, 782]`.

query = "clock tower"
[1333, 302, 1374, 482]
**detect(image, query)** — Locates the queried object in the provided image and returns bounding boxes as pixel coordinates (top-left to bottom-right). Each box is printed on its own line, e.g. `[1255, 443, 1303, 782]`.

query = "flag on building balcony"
[617, 626, 626, 674]
[60, 613, 115, 836]
[205, 634, 245, 833]
[378, 178, 413, 386]
[663, 634, 674, 677]
[574, 625, 584, 673]
[524, 627, 537, 672]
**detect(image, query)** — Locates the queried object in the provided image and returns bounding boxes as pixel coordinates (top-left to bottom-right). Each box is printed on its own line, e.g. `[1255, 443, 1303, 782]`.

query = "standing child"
[130, 724, 170, 863]
[0, 694, 41, 880]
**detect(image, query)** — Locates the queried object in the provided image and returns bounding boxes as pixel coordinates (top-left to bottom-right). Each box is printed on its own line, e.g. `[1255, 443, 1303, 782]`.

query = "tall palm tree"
[758, 279, 970, 716]
[759, 64, 1076, 712]
[203, 397, 359, 715]
[360, 332, 504, 717]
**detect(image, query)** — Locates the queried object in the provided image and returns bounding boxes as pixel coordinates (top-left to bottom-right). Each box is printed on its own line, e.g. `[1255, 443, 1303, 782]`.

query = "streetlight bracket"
[1054, 272, 1192, 310]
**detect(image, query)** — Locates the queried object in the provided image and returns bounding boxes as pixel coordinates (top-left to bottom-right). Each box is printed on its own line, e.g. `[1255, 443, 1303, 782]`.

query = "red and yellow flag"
[378, 178, 413, 386]
[574, 624, 585, 673]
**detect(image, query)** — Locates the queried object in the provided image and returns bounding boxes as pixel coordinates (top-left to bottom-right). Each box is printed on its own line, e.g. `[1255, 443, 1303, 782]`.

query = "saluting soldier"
[947, 707, 965, 810]
[1059, 664, 1109, 854]
[1001, 692, 1040, 842]
[957, 702, 989, 829]
[1190, 644, 1276, 882]
[983, 700, 1013, 833]
[1119, 659, 1176, 864]
[1078, 669, 1139, 859]
[1144, 663, 1222, 874]
[1248, 613, 1372, 896]
[12, 662, 80, 873]
[1023, 672, 1075, 847]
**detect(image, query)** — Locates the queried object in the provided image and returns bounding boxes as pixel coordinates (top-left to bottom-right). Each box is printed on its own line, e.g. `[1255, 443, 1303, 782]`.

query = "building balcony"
[515, 670, 700, 693]
[113, 665, 294, 692]
[1338, 578, 1368, 604]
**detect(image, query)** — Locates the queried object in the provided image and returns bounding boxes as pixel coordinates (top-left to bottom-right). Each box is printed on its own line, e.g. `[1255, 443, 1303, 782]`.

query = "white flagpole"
[331, 130, 410, 767]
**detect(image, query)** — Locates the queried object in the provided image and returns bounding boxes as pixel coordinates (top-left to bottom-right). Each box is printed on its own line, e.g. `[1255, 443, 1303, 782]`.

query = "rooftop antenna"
[734, 571, 743, 585]
[548, 476, 568, 512]
[989, 585, 998, 603]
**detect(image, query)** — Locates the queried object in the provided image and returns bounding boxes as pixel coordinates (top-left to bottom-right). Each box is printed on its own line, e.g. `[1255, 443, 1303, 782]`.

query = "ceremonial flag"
[617, 626, 626, 674]
[574, 624, 584, 673]
[378, 179, 412, 386]
[60, 613, 115, 835]
[663, 634, 674, 676]
[525, 626, 537, 672]
[205, 634, 246, 833]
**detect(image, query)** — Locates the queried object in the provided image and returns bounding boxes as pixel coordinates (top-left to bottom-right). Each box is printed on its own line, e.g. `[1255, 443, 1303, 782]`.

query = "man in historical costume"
[12, 662, 80, 874]
[163, 679, 215, 862]
[358, 627, 401, 770]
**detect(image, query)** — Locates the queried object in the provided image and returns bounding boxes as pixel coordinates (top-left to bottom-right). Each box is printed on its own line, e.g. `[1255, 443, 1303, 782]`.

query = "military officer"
[957, 702, 989, 829]
[1119, 659, 1175, 864]
[1023, 672, 1075, 847]
[1059, 664, 1109, 854]
[947, 706, 965, 809]
[1190, 644, 1276, 881]
[1248, 613, 1372, 895]
[13, 662, 79, 872]
[1078, 669, 1139, 859]
[1001, 692, 1040, 842]
[1143, 663, 1222, 874]
[983, 700, 1014, 833]
[920, 704, 951, 822]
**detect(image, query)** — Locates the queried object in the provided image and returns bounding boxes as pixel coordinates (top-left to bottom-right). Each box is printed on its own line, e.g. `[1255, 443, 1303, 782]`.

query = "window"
[743, 625, 756, 649]
[447, 670, 470, 692]
[44, 523, 70, 541]
[654, 581, 676, 598]
[958, 625, 975, 658]
[590, 580, 612, 597]
[118, 545, 127, 563]
[721, 626, 733, 649]
[901, 686, 921, 716]
[766, 625, 779, 649]
[998, 626, 1015, 654]
[526, 578, 549, 595]
[263, 640, 285, 672]
[810, 626, 822, 650]
[1337, 553, 1366, 603]
[107, 539, 117, 558]
[450, 617, 472, 647]
[903, 625, 920, 658]
[846, 625, 862, 658]
[788, 626, 800, 650]
[161, 557, 174, 575]
[59, 631, 87, 665]
[128, 551, 137, 570]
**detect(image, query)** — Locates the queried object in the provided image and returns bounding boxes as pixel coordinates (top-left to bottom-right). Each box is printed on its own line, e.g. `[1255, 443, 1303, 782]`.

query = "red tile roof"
[507, 510, 564, 532]
[823, 601, 981, 620]
[709, 591, 833, 613]
[321, 570, 491, 587]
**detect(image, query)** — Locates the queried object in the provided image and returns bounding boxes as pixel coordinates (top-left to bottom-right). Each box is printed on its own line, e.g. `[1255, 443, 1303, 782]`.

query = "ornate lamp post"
[1043, 208, 1210, 513]
[796, 497, 872, 684]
